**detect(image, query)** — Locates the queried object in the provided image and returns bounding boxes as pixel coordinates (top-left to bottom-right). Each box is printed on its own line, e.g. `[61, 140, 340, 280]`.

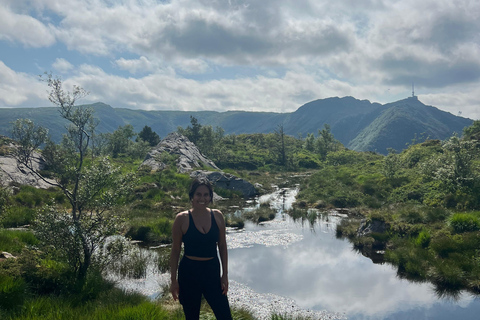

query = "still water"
[115, 187, 480, 319]
[226, 187, 480, 319]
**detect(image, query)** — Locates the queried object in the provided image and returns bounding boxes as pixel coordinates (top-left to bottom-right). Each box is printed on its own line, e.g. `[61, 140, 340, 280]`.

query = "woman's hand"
[221, 274, 229, 295]
[170, 279, 180, 301]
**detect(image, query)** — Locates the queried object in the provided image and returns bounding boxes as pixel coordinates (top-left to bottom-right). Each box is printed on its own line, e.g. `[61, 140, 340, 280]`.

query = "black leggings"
[178, 256, 232, 320]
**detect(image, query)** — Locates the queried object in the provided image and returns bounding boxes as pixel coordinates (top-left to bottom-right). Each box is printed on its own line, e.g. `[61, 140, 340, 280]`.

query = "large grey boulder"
[141, 132, 219, 173]
[190, 170, 258, 198]
[0, 149, 55, 189]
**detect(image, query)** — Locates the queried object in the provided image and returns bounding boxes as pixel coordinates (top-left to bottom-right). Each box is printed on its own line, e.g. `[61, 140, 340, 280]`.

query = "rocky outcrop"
[141, 132, 219, 173]
[190, 170, 257, 198]
[140, 133, 257, 198]
[0, 147, 55, 189]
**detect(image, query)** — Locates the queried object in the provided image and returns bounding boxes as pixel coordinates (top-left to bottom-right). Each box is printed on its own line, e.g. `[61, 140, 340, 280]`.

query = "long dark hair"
[188, 178, 213, 203]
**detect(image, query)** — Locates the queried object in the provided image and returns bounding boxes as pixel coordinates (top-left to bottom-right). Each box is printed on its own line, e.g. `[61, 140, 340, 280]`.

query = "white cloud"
[52, 58, 74, 74]
[0, 61, 48, 106]
[0, 6, 56, 47]
[0, 0, 479, 119]
[115, 56, 155, 74]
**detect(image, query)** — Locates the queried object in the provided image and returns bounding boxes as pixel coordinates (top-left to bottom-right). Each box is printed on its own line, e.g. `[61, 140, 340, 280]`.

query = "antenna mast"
[412, 82, 415, 97]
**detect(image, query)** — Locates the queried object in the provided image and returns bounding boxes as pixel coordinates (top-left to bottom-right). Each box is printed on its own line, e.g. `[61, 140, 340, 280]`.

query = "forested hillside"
[0, 96, 472, 154]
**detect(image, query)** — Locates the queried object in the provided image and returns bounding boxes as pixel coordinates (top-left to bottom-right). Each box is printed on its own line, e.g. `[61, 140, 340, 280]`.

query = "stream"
[113, 187, 480, 319]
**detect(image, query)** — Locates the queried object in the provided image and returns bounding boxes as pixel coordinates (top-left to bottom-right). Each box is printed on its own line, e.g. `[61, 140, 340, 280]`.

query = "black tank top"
[183, 210, 219, 258]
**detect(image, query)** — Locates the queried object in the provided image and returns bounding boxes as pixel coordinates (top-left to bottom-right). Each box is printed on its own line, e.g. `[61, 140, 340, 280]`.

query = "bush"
[415, 230, 431, 248]
[126, 218, 173, 244]
[450, 213, 480, 233]
[0, 229, 38, 254]
[0, 274, 26, 311]
[1, 206, 36, 227]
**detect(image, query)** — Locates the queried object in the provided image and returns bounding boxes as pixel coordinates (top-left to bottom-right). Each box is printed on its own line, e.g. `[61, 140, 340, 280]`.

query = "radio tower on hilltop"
[409, 82, 418, 100]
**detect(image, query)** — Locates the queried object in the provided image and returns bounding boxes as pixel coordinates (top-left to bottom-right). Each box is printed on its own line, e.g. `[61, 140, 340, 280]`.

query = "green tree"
[463, 120, 480, 141]
[382, 148, 401, 178]
[315, 124, 338, 160]
[107, 124, 136, 157]
[12, 74, 134, 282]
[137, 125, 160, 147]
[11, 119, 48, 167]
[304, 133, 315, 152]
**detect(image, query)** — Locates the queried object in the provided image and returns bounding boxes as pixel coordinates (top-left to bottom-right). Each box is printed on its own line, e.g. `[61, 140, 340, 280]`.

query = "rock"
[357, 219, 387, 237]
[0, 252, 16, 259]
[0, 148, 56, 189]
[140, 132, 219, 173]
[190, 170, 258, 198]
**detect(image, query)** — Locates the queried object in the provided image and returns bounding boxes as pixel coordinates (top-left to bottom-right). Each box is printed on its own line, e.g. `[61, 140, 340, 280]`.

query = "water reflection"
[227, 187, 480, 320]
[115, 186, 480, 319]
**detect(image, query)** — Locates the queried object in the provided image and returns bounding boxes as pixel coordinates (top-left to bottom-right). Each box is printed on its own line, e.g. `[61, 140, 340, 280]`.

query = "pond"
[226, 187, 480, 319]
[114, 187, 480, 319]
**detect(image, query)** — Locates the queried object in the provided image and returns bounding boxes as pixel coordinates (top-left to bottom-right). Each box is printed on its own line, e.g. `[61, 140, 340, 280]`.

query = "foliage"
[382, 148, 401, 178]
[449, 213, 480, 233]
[137, 125, 160, 147]
[463, 120, 480, 141]
[0, 229, 38, 254]
[242, 206, 276, 223]
[0, 183, 12, 222]
[125, 218, 173, 244]
[11, 119, 49, 167]
[10, 75, 136, 283]
[177, 116, 225, 160]
[315, 124, 341, 160]
[0, 273, 26, 311]
[106, 124, 136, 157]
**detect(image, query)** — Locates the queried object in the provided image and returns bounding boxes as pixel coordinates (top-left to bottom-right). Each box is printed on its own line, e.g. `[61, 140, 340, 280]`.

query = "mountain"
[0, 97, 473, 154]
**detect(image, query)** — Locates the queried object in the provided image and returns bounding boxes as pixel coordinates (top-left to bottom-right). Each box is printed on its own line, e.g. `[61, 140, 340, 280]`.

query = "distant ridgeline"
[0, 97, 473, 154]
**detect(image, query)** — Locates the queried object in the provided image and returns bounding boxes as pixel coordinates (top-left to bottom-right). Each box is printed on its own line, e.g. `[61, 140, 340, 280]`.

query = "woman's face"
[191, 185, 211, 208]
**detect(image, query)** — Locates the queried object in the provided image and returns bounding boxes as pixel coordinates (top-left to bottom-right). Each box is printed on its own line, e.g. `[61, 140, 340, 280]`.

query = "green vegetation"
[304, 121, 480, 295]
[1, 76, 480, 318]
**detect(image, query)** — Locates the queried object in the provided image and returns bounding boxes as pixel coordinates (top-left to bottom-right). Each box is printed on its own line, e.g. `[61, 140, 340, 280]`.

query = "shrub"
[431, 234, 458, 258]
[0, 274, 26, 311]
[424, 207, 450, 223]
[0, 229, 38, 254]
[126, 218, 173, 244]
[415, 230, 431, 248]
[450, 213, 480, 233]
[1, 206, 36, 227]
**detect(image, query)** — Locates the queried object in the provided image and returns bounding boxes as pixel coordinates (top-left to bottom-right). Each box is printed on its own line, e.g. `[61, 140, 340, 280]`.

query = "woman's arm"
[215, 209, 229, 295]
[169, 213, 185, 300]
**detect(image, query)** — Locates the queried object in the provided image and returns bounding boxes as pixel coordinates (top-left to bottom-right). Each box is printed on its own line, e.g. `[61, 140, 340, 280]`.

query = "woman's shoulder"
[175, 210, 190, 221]
[211, 208, 225, 225]
[210, 208, 223, 217]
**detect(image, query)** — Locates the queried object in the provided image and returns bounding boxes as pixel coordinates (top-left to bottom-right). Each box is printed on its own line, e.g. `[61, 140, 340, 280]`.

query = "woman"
[170, 178, 233, 320]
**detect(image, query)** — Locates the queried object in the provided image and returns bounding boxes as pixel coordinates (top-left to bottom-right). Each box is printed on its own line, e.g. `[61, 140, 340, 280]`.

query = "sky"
[1, 0, 479, 120]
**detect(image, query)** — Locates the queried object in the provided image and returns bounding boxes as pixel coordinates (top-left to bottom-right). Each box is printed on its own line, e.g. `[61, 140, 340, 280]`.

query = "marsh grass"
[0, 229, 38, 254]
[242, 206, 276, 223]
[125, 217, 173, 244]
[287, 208, 321, 228]
[335, 218, 361, 239]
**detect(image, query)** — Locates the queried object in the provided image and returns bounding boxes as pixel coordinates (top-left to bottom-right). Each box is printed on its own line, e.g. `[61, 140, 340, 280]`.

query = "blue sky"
[1, 0, 479, 119]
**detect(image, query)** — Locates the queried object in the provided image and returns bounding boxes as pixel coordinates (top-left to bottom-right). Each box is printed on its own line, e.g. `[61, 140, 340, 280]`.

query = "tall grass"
[0, 229, 38, 253]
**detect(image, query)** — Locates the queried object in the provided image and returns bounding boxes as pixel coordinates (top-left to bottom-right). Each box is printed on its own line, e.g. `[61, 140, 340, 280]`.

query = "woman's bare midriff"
[185, 255, 214, 261]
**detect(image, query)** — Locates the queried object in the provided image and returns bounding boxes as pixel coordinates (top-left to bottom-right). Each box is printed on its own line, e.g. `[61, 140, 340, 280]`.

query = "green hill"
[0, 97, 473, 154]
